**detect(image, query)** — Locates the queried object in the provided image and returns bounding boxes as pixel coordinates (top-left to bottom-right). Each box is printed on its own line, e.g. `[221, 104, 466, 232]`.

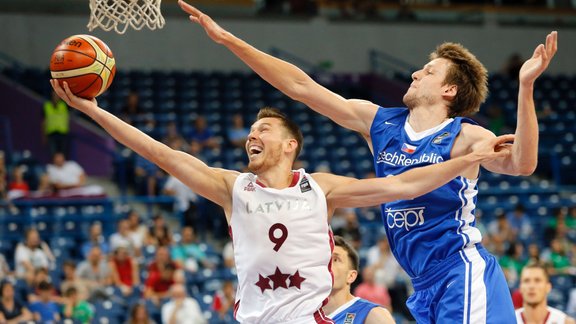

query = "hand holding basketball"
[50, 34, 116, 99]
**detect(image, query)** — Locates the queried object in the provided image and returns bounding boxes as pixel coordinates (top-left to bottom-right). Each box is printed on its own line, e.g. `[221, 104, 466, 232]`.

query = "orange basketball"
[50, 34, 116, 99]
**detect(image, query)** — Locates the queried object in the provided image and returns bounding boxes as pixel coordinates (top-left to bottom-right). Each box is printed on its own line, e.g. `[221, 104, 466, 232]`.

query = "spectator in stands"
[499, 241, 526, 289]
[162, 122, 186, 149]
[110, 218, 139, 257]
[144, 215, 173, 247]
[526, 242, 542, 265]
[120, 91, 144, 126]
[333, 210, 362, 251]
[515, 263, 576, 324]
[227, 113, 250, 148]
[133, 154, 166, 196]
[60, 261, 89, 302]
[109, 244, 140, 297]
[43, 90, 70, 157]
[161, 283, 206, 324]
[172, 226, 215, 273]
[144, 262, 176, 305]
[28, 281, 61, 323]
[0, 280, 33, 324]
[488, 211, 516, 253]
[186, 115, 220, 152]
[6, 165, 30, 200]
[75, 246, 112, 301]
[127, 209, 147, 252]
[62, 286, 94, 324]
[147, 246, 177, 279]
[81, 222, 110, 259]
[502, 53, 524, 79]
[127, 302, 157, 324]
[353, 265, 392, 311]
[19, 267, 52, 303]
[14, 228, 54, 280]
[46, 152, 86, 190]
[162, 172, 199, 229]
[212, 280, 236, 321]
[542, 238, 574, 276]
[506, 203, 533, 243]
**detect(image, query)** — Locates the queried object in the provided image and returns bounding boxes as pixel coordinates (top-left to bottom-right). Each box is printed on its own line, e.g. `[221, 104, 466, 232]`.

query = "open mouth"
[248, 145, 263, 159]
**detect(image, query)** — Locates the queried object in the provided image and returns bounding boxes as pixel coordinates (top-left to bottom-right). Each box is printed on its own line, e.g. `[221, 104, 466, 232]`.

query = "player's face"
[519, 268, 551, 307]
[403, 58, 453, 109]
[331, 246, 356, 293]
[246, 117, 289, 173]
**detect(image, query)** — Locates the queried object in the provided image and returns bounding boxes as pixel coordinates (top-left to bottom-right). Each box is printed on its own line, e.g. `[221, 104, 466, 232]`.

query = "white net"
[88, 0, 165, 34]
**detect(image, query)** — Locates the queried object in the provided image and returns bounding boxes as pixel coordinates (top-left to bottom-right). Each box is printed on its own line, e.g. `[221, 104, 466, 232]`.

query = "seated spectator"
[60, 261, 89, 302]
[46, 152, 85, 190]
[144, 263, 176, 305]
[226, 113, 249, 148]
[147, 246, 177, 280]
[14, 228, 54, 280]
[162, 173, 199, 229]
[28, 281, 61, 323]
[75, 246, 112, 301]
[126, 302, 157, 324]
[162, 122, 186, 149]
[20, 267, 52, 303]
[110, 218, 139, 257]
[127, 209, 147, 252]
[212, 280, 235, 320]
[0, 280, 33, 323]
[161, 284, 206, 324]
[506, 204, 533, 243]
[133, 154, 166, 196]
[62, 286, 94, 324]
[120, 91, 145, 126]
[6, 165, 30, 200]
[333, 210, 361, 251]
[109, 245, 140, 297]
[81, 222, 110, 259]
[171, 226, 215, 273]
[144, 215, 172, 247]
[353, 266, 392, 311]
[186, 115, 220, 152]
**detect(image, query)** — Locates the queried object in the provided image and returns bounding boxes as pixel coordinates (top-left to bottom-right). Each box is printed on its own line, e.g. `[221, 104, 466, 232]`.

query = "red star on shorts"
[289, 270, 306, 289]
[255, 274, 272, 293]
[268, 267, 290, 290]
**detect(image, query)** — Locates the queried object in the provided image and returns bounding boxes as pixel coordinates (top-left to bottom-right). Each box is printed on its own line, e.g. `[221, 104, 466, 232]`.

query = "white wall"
[1, 12, 573, 74]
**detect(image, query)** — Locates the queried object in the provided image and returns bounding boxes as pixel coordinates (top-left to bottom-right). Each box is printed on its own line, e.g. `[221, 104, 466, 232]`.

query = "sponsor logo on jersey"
[432, 132, 450, 144]
[244, 182, 256, 192]
[246, 199, 312, 214]
[300, 176, 311, 193]
[344, 313, 356, 323]
[401, 143, 417, 154]
[376, 150, 443, 166]
[386, 206, 426, 231]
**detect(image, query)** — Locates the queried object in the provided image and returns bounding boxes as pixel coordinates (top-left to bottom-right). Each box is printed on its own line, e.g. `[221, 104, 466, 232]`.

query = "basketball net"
[88, 0, 165, 34]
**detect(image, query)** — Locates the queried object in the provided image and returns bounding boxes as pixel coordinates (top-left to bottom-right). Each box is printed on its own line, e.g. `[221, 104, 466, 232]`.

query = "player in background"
[51, 78, 512, 323]
[516, 263, 576, 324]
[178, 2, 557, 322]
[324, 235, 395, 324]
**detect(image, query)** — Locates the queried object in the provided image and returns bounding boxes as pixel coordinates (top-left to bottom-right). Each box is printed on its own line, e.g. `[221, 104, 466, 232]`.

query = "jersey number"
[269, 223, 288, 252]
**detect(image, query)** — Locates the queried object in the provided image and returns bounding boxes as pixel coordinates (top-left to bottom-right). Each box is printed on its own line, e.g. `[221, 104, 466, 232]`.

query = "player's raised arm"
[50, 80, 236, 212]
[178, 0, 377, 136]
[316, 134, 513, 209]
[482, 31, 557, 176]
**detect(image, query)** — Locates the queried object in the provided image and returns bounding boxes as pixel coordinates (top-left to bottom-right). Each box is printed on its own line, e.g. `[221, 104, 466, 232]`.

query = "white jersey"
[515, 306, 568, 324]
[231, 169, 334, 324]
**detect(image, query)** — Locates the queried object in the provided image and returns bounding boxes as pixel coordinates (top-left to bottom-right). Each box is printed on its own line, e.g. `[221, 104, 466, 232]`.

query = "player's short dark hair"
[522, 262, 550, 282]
[333, 235, 359, 272]
[256, 107, 304, 162]
[431, 43, 488, 118]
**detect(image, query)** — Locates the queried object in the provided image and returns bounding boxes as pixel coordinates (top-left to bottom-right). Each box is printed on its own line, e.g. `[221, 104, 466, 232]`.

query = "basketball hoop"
[88, 0, 165, 34]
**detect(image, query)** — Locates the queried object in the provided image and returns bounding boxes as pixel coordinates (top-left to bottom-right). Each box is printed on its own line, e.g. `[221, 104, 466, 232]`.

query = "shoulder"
[366, 306, 394, 324]
[459, 122, 495, 140]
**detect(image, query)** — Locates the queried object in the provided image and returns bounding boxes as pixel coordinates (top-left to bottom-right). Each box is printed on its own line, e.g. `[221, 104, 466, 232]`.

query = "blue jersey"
[370, 107, 481, 278]
[328, 297, 379, 324]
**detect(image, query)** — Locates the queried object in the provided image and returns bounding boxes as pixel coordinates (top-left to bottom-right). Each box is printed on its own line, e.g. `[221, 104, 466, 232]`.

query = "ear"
[347, 270, 358, 286]
[442, 84, 457, 100]
[284, 138, 299, 154]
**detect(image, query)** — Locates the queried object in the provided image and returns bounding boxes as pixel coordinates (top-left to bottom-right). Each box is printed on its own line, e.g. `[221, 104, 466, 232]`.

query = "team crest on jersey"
[244, 182, 256, 192]
[432, 132, 450, 144]
[300, 176, 311, 193]
[401, 143, 417, 154]
[344, 313, 356, 323]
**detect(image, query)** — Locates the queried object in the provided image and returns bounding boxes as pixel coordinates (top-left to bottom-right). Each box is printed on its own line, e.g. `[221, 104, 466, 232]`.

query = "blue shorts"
[406, 244, 515, 324]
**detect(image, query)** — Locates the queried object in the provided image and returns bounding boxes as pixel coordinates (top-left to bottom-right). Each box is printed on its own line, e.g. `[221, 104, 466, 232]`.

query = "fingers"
[178, 0, 201, 16]
[492, 134, 515, 146]
[546, 31, 558, 58]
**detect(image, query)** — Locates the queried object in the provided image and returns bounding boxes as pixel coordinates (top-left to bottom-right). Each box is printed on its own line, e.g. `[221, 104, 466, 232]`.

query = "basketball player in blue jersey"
[179, 2, 558, 322]
[324, 235, 395, 324]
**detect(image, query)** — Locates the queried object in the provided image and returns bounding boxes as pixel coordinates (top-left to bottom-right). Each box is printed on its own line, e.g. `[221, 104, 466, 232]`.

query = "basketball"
[50, 34, 116, 99]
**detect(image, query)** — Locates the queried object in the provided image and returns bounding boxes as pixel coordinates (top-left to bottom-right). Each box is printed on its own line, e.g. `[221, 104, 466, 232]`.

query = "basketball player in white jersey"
[51, 80, 511, 323]
[516, 263, 575, 324]
[324, 235, 395, 324]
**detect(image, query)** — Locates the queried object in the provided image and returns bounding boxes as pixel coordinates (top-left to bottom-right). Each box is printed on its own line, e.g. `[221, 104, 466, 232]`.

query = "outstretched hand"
[49, 79, 97, 113]
[519, 31, 557, 86]
[178, 0, 229, 44]
[472, 134, 515, 162]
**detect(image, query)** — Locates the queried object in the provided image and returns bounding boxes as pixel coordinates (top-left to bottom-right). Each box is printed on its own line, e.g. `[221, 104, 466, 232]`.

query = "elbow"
[516, 162, 537, 176]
